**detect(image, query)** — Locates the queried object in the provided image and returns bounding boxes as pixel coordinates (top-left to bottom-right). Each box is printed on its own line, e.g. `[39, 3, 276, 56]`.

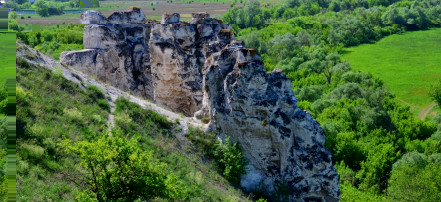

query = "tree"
[213, 137, 246, 184]
[242, 30, 260, 51]
[8, 12, 17, 20]
[60, 132, 181, 201]
[333, 132, 366, 170]
[356, 143, 400, 193]
[33, 0, 48, 8]
[429, 79, 441, 107]
[284, 0, 301, 8]
[21, 2, 31, 9]
[244, 0, 261, 27]
[4, 1, 19, 9]
[382, 5, 404, 24]
[329, 0, 341, 12]
[36, 8, 49, 17]
[388, 153, 441, 201]
[8, 19, 21, 32]
[11, 0, 28, 4]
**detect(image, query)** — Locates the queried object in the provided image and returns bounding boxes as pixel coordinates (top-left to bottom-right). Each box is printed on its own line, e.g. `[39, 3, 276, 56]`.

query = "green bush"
[115, 97, 170, 129]
[36, 8, 49, 17]
[60, 132, 182, 201]
[97, 99, 110, 111]
[63, 107, 84, 124]
[213, 137, 246, 184]
[388, 158, 441, 201]
[85, 85, 110, 111]
[86, 85, 105, 100]
[185, 128, 246, 185]
[20, 143, 45, 160]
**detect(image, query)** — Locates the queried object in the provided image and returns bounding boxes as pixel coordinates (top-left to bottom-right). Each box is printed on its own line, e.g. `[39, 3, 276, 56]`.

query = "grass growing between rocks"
[342, 28, 441, 116]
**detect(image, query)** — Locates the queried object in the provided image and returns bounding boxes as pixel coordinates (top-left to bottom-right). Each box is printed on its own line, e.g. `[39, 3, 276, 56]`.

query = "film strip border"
[0, 8, 8, 32]
[6, 77, 15, 202]
[0, 7, 16, 201]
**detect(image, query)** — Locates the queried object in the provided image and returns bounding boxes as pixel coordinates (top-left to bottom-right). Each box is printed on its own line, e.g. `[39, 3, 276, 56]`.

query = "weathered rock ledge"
[60, 7, 340, 201]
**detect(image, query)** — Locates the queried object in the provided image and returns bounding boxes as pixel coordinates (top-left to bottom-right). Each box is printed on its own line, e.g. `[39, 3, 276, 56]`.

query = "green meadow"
[342, 28, 441, 116]
[0, 32, 16, 82]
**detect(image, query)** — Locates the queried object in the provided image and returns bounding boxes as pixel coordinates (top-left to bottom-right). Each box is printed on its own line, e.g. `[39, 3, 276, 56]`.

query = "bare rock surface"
[81, 10, 109, 24]
[59, 8, 340, 201]
[108, 6, 146, 24]
[199, 42, 340, 201]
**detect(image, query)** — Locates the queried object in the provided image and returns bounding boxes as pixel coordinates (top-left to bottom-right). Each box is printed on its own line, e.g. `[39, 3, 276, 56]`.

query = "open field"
[0, 32, 16, 82]
[16, 0, 283, 24]
[18, 1, 233, 24]
[342, 28, 441, 116]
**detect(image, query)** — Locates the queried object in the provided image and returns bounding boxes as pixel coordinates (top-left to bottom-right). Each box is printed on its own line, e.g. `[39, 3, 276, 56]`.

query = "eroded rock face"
[161, 12, 180, 24]
[61, 23, 154, 99]
[108, 6, 146, 24]
[60, 8, 340, 201]
[148, 22, 231, 116]
[81, 10, 109, 24]
[198, 42, 340, 201]
[62, 8, 231, 116]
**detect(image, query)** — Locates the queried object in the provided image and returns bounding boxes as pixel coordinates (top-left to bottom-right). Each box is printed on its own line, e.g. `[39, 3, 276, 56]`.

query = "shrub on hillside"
[213, 137, 246, 184]
[60, 132, 182, 201]
[185, 128, 246, 185]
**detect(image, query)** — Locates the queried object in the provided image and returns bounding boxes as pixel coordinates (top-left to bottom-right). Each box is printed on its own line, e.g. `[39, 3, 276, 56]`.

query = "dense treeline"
[5, 0, 99, 11]
[223, 0, 441, 200]
[225, 0, 441, 32]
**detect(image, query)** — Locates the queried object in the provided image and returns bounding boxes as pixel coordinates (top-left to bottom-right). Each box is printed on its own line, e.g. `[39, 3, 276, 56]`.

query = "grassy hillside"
[342, 28, 441, 116]
[16, 58, 249, 201]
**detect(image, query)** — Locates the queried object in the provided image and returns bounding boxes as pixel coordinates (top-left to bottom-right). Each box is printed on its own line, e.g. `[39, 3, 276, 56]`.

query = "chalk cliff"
[60, 8, 340, 201]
